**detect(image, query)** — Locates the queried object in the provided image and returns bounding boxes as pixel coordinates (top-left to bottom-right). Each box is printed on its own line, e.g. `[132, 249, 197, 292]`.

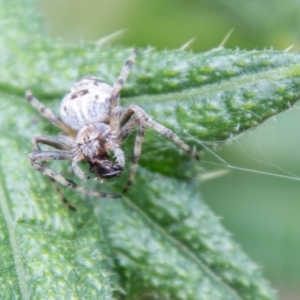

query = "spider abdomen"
[60, 77, 113, 131]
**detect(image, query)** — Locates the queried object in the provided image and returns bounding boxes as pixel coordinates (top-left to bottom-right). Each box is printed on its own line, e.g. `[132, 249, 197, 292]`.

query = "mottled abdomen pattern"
[60, 77, 113, 131]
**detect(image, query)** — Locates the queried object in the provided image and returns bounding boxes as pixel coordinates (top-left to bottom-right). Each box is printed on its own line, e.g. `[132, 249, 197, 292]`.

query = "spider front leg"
[119, 105, 200, 159]
[28, 150, 121, 199]
[118, 105, 199, 192]
[30, 135, 79, 209]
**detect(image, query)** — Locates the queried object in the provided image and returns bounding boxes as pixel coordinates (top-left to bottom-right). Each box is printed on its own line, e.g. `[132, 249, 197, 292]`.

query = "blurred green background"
[39, 1, 300, 299]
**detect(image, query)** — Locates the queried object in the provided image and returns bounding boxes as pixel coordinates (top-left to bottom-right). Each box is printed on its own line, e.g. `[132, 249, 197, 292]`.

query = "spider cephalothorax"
[70, 122, 124, 180]
[26, 50, 199, 201]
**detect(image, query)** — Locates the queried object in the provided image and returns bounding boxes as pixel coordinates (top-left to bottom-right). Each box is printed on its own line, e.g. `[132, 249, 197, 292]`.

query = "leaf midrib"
[124, 64, 300, 105]
[120, 187, 242, 300]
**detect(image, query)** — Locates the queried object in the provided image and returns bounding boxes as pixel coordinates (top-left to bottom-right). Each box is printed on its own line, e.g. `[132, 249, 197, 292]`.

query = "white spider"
[26, 50, 199, 201]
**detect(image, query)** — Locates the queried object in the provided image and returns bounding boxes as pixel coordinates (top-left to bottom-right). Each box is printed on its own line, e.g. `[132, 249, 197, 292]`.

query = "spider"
[26, 50, 199, 200]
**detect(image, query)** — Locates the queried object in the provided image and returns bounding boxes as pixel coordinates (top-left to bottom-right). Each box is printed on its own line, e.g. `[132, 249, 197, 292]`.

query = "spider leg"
[110, 50, 137, 110]
[71, 150, 90, 180]
[49, 178, 77, 211]
[117, 105, 199, 192]
[120, 105, 200, 159]
[33, 134, 71, 152]
[31, 123, 89, 181]
[29, 150, 73, 162]
[109, 106, 125, 132]
[146, 118, 200, 160]
[122, 122, 146, 192]
[26, 90, 76, 137]
[109, 50, 136, 144]
[117, 116, 140, 144]
[57, 132, 76, 149]
[31, 135, 77, 209]
[28, 150, 121, 199]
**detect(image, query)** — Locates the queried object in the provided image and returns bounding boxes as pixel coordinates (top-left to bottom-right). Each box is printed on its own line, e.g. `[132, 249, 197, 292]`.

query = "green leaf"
[2, 0, 300, 299]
